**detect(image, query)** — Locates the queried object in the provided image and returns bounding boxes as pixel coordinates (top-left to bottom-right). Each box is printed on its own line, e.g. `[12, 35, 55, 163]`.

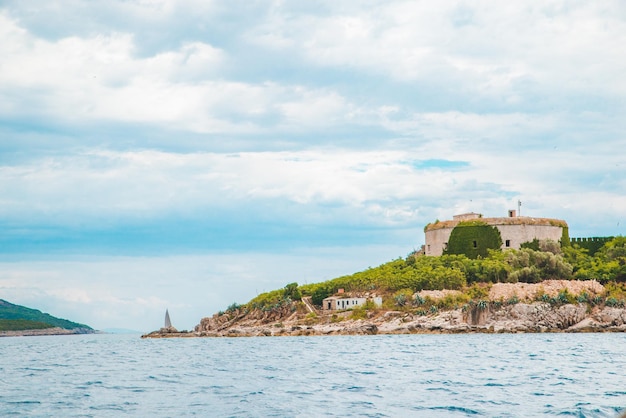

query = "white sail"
[164, 309, 172, 328]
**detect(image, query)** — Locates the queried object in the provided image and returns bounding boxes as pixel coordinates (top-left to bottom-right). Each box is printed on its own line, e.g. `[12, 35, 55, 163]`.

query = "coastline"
[142, 302, 626, 338]
[0, 327, 96, 337]
[142, 280, 626, 338]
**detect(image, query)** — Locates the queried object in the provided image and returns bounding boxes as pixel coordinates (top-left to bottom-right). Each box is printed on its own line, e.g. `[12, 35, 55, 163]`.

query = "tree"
[505, 248, 573, 281]
[283, 282, 302, 301]
[310, 285, 332, 306]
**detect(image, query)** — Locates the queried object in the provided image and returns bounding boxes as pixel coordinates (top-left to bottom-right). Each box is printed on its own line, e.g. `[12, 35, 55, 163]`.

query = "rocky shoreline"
[142, 302, 626, 338]
[0, 327, 96, 337]
[142, 280, 626, 338]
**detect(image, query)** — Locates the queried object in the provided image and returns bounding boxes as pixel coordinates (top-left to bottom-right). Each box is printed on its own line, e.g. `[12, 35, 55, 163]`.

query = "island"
[143, 212, 626, 338]
[0, 299, 94, 337]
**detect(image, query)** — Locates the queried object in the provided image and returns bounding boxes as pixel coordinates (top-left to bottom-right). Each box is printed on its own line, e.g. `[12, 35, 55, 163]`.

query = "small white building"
[322, 296, 383, 311]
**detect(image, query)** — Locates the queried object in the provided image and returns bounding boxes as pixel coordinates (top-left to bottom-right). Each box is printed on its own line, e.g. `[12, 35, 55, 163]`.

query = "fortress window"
[505, 240, 511, 247]
[472, 240, 477, 248]
[443, 242, 448, 250]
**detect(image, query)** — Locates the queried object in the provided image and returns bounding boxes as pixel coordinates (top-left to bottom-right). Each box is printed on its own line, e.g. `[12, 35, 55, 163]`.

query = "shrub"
[509, 266, 542, 283]
[506, 248, 573, 281]
[393, 289, 413, 308]
[550, 290, 575, 305]
[248, 289, 284, 310]
[437, 293, 470, 310]
[283, 282, 302, 301]
[467, 283, 491, 300]
[592, 296, 604, 306]
[604, 282, 626, 301]
[310, 285, 333, 306]
[413, 294, 425, 306]
[577, 292, 589, 303]
[506, 296, 519, 305]
[557, 291, 571, 305]
[605, 297, 624, 308]
[226, 302, 242, 313]
[350, 307, 368, 320]
[362, 300, 377, 311]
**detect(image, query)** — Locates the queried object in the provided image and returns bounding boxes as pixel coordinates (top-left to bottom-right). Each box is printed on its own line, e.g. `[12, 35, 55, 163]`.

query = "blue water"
[0, 333, 625, 417]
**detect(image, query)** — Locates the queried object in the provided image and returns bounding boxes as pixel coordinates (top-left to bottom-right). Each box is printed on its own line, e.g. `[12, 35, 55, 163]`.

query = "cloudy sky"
[1, 1, 625, 331]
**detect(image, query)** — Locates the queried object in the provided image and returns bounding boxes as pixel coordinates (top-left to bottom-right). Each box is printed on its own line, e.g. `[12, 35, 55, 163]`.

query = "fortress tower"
[424, 211, 568, 257]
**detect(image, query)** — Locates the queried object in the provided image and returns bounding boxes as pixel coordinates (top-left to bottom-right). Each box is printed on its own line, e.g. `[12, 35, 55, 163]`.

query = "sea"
[0, 333, 625, 417]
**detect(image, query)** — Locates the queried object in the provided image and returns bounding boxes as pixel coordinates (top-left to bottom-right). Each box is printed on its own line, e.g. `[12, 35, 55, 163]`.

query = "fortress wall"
[424, 227, 453, 256]
[424, 219, 566, 256]
[495, 224, 564, 250]
[425, 228, 453, 256]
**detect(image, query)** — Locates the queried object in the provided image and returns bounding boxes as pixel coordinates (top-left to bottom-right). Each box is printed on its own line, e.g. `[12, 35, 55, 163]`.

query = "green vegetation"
[563, 237, 626, 282]
[223, 237, 626, 314]
[570, 236, 613, 255]
[0, 299, 92, 331]
[0, 319, 55, 331]
[300, 254, 468, 298]
[283, 282, 302, 301]
[444, 221, 503, 259]
[349, 306, 368, 320]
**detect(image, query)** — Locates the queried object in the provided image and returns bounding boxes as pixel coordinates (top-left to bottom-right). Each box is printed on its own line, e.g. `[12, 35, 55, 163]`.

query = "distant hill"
[0, 299, 93, 332]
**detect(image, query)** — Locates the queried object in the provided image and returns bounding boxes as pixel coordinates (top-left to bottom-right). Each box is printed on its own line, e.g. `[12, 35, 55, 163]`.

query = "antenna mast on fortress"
[518, 200, 522, 216]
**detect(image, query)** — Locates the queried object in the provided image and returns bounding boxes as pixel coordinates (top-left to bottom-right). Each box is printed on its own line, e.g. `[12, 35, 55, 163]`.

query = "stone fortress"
[423, 210, 568, 256]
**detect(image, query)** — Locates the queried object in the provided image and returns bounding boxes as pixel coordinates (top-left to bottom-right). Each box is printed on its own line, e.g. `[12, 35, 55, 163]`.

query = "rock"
[182, 293, 626, 338]
[159, 326, 179, 333]
[360, 324, 378, 335]
[594, 307, 626, 326]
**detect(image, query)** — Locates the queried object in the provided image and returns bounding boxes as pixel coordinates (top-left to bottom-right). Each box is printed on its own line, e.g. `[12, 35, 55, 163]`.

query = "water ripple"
[0, 333, 625, 416]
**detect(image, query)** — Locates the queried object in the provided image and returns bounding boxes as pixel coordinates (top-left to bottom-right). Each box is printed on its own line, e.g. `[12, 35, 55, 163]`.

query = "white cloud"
[0, 149, 447, 224]
[247, 1, 626, 100]
[0, 12, 362, 135]
[2, 144, 624, 236]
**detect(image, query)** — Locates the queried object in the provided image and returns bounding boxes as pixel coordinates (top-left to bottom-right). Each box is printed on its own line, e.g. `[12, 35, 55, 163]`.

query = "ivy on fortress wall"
[444, 221, 503, 259]
[561, 227, 570, 247]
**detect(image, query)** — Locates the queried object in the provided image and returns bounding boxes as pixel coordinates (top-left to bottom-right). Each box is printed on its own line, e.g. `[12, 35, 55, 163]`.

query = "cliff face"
[185, 303, 626, 337]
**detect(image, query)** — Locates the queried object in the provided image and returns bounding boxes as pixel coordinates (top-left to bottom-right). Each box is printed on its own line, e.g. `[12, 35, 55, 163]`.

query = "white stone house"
[322, 296, 383, 311]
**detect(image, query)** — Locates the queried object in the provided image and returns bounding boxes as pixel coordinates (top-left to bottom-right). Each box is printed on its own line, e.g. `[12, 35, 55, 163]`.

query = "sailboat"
[164, 309, 172, 329]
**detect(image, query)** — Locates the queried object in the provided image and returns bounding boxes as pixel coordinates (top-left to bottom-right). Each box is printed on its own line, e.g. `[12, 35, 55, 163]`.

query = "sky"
[1, 0, 625, 332]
